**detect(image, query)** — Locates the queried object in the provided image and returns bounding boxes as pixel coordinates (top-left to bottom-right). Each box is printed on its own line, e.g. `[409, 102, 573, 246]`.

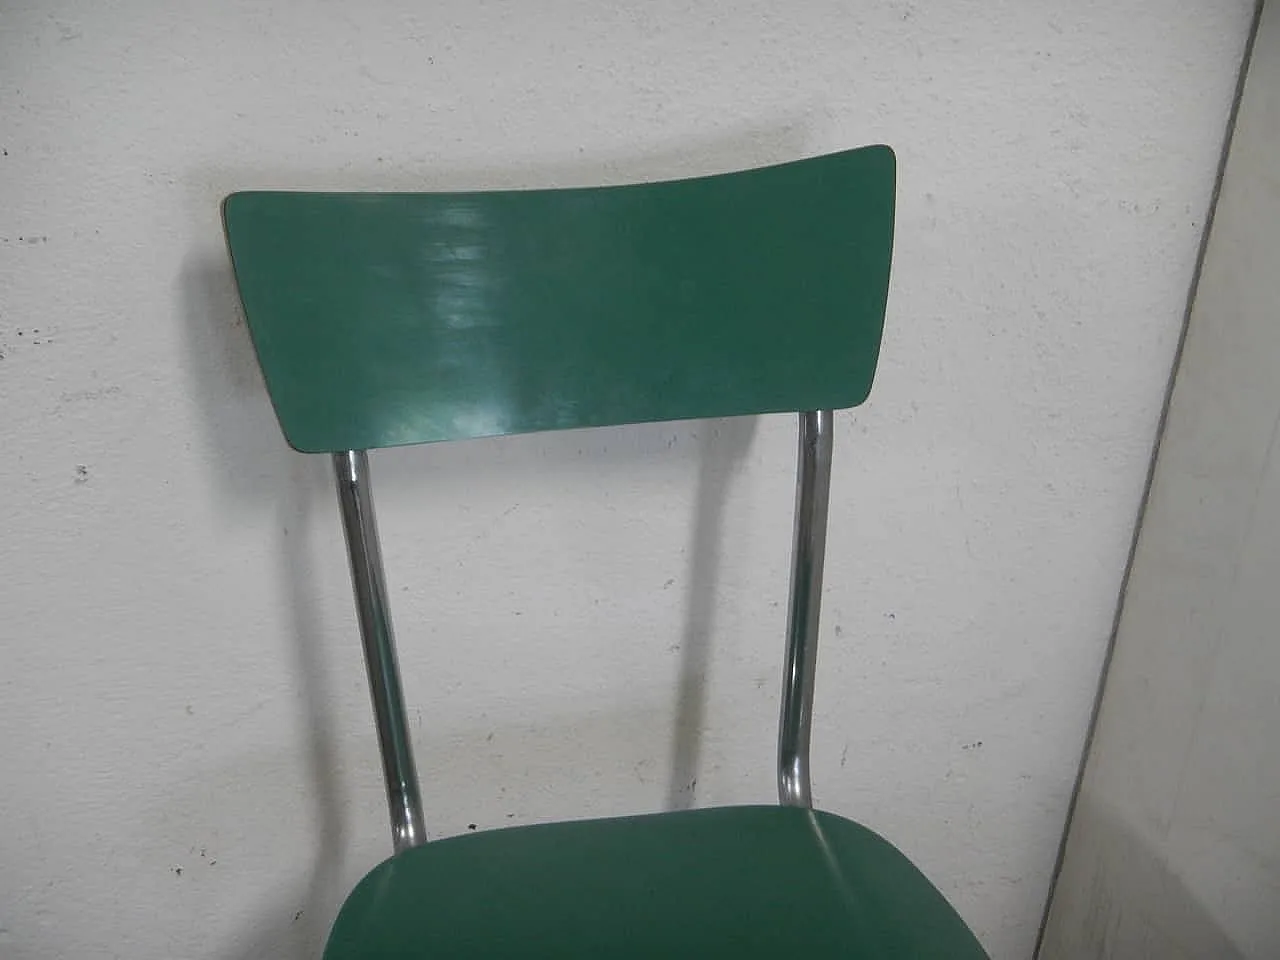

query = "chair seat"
[324, 805, 986, 958]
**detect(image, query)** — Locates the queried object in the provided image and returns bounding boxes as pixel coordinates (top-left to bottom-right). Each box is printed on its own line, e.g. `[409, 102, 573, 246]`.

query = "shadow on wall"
[667, 418, 756, 810]
[179, 261, 346, 958]
[1040, 794, 1247, 960]
[178, 119, 805, 959]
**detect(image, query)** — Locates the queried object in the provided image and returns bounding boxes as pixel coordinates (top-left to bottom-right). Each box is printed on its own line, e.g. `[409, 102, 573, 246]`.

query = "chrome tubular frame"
[333, 410, 831, 835]
[333, 450, 427, 852]
[777, 410, 834, 808]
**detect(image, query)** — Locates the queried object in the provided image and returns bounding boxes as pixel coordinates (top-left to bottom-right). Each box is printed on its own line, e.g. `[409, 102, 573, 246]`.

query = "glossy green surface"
[323, 806, 986, 958]
[223, 146, 895, 453]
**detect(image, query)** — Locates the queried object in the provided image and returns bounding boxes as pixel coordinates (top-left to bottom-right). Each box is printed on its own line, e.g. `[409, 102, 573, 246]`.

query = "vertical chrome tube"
[333, 450, 426, 852]
[778, 410, 834, 808]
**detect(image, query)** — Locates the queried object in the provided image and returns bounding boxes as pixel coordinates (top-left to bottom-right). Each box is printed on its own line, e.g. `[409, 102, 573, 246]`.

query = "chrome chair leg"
[334, 450, 427, 852]
[778, 410, 834, 808]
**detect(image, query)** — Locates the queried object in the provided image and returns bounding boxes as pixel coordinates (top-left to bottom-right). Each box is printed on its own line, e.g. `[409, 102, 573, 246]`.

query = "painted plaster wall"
[0, 2, 1253, 956]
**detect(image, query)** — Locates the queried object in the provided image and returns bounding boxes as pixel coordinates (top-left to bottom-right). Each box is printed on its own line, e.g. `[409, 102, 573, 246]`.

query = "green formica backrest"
[222, 146, 895, 453]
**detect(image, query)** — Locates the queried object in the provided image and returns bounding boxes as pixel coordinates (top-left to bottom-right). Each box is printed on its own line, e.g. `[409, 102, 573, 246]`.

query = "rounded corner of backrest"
[871, 142, 897, 169]
[220, 191, 251, 236]
[280, 426, 325, 456]
[848, 378, 879, 413]
[848, 142, 896, 185]
[220, 193, 256, 294]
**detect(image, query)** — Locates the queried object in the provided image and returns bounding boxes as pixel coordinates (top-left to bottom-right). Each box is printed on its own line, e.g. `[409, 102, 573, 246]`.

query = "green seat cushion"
[324, 805, 986, 958]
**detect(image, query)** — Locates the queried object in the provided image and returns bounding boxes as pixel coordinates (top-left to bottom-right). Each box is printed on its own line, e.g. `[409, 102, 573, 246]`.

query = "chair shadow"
[178, 259, 347, 959]
[666, 417, 758, 810]
[276, 456, 349, 954]
[179, 119, 806, 958]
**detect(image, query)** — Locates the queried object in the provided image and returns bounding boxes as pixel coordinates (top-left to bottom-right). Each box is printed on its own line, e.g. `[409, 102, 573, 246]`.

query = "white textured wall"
[1042, 4, 1280, 957]
[0, 2, 1251, 957]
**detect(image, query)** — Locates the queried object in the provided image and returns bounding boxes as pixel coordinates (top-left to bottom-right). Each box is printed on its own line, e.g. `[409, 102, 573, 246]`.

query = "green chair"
[223, 145, 987, 958]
